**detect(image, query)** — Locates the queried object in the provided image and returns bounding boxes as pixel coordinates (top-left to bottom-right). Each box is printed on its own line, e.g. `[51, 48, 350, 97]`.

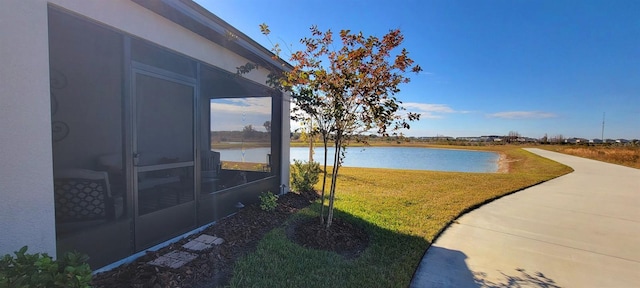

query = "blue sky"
[195, 0, 639, 139]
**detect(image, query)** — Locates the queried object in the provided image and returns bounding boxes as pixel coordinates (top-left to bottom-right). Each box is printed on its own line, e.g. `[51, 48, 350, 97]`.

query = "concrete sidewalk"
[411, 148, 640, 287]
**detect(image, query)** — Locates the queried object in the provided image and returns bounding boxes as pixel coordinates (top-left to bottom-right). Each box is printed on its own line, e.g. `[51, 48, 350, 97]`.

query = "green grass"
[228, 147, 573, 287]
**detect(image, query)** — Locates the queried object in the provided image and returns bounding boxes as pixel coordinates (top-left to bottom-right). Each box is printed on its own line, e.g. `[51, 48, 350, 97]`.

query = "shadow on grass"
[411, 246, 560, 288]
[228, 204, 430, 288]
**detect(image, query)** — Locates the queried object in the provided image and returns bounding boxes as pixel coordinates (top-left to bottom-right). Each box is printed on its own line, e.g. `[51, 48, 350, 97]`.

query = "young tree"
[290, 87, 335, 224]
[249, 24, 422, 228]
[283, 26, 422, 227]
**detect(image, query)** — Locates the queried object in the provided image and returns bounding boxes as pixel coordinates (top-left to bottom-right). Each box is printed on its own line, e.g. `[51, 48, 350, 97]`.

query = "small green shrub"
[290, 160, 321, 193]
[0, 246, 92, 288]
[259, 191, 278, 212]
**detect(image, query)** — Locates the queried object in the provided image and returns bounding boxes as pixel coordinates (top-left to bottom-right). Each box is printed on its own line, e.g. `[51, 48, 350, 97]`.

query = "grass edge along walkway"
[228, 147, 573, 288]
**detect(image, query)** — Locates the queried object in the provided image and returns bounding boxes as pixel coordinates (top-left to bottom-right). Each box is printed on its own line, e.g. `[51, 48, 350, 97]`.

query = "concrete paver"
[182, 234, 224, 251]
[149, 234, 225, 268]
[411, 148, 640, 287]
[148, 250, 198, 269]
[182, 241, 211, 251]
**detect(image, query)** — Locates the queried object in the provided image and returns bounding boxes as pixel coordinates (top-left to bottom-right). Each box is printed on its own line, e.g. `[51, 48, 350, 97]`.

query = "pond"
[291, 147, 499, 173]
[217, 146, 500, 173]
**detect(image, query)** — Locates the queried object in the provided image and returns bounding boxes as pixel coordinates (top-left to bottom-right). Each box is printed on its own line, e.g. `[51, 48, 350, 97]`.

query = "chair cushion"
[54, 178, 109, 222]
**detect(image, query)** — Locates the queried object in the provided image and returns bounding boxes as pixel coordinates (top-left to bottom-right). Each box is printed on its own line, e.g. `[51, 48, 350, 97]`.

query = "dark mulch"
[91, 190, 369, 287]
[289, 217, 369, 259]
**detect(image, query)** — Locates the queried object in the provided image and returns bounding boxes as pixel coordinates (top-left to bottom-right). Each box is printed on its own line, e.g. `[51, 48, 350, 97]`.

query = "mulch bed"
[91, 190, 369, 287]
[289, 217, 369, 259]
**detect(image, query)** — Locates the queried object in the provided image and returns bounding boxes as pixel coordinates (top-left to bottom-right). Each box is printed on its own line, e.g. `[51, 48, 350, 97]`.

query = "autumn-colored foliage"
[259, 24, 422, 227]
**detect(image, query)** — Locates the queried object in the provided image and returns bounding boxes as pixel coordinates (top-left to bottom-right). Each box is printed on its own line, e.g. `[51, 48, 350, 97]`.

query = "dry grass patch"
[543, 145, 640, 169]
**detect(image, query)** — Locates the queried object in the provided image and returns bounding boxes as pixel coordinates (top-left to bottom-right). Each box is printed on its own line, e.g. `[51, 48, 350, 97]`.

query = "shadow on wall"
[411, 246, 560, 288]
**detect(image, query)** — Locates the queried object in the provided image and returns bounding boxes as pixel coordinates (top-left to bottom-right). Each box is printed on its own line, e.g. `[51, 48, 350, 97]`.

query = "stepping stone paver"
[182, 241, 211, 251]
[148, 250, 198, 269]
[148, 234, 225, 268]
[182, 234, 224, 251]
[194, 234, 224, 245]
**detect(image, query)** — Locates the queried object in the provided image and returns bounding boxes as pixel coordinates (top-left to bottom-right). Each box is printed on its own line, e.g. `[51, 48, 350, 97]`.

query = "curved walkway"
[411, 148, 640, 287]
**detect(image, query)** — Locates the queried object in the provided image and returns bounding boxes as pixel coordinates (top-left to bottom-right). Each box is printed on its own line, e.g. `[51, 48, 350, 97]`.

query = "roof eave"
[130, 0, 292, 72]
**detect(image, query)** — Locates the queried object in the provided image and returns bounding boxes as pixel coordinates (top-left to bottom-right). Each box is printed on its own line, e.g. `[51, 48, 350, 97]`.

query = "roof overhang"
[130, 0, 292, 73]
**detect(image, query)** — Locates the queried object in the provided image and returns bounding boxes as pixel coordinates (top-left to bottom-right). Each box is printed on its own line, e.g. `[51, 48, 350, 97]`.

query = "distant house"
[565, 138, 580, 144]
[477, 135, 502, 142]
[456, 137, 482, 142]
[565, 138, 588, 144]
[1, 0, 291, 270]
[420, 136, 455, 141]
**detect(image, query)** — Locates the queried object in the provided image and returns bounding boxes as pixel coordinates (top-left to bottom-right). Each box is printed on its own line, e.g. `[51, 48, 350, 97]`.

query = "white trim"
[281, 92, 291, 194]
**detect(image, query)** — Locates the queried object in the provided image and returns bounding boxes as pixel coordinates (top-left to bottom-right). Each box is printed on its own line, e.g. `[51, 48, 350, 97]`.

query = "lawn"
[228, 147, 572, 287]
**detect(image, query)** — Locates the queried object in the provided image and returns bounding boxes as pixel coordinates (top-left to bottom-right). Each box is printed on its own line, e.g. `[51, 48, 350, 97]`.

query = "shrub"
[290, 160, 321, 193]
[259, 191, 278, 212]
[0, 246, 92, 288]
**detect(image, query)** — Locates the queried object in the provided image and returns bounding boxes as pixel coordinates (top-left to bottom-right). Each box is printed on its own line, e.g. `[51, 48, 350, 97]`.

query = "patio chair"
[53, 169, 124, 232]
[201, 151, 221, 192]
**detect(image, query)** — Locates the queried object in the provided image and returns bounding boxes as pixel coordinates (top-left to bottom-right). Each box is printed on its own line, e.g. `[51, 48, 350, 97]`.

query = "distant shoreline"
[497, 153, 509, 173]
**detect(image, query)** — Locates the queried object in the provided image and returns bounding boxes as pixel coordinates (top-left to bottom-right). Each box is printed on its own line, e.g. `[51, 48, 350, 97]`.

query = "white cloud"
[210, 97, 271, 115]
[288, 102, 463, 131]
[487, 111, 557, 119]
[416, 71, 435, 76]
[402, 102, 464, 119]
[210, 97, 271, 131]
[403, 103, 454, 113]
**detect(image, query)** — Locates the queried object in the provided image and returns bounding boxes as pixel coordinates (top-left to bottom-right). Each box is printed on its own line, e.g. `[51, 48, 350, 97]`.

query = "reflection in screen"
[203, 97, 272, 192]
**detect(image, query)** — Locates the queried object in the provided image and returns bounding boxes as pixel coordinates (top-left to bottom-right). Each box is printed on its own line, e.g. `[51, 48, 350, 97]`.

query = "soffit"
[130, 0, 292, 73]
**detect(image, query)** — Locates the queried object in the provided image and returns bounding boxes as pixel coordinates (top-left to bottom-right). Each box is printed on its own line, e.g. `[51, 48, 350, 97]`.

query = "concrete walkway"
[411, 148, 640, 287]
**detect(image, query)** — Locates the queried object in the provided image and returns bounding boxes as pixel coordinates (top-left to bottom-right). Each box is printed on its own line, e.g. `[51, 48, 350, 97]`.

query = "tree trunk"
[326, 138, 342, 228]
[319, 134, 329, 224]
[308, 119, 313, 163]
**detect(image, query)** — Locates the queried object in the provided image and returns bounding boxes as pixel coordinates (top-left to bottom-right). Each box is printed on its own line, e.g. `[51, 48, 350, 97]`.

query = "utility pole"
[601, 112, 605, 141]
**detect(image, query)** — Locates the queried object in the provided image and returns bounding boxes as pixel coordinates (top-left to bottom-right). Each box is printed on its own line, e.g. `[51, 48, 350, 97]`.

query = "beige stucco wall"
[0, 1, 57, 256]
[0, 0, 289, 257]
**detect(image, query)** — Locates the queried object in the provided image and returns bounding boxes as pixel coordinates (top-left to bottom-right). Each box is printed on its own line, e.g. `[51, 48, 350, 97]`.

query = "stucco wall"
[0, 1, 57, 256]
[0, 0, 289, 257]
